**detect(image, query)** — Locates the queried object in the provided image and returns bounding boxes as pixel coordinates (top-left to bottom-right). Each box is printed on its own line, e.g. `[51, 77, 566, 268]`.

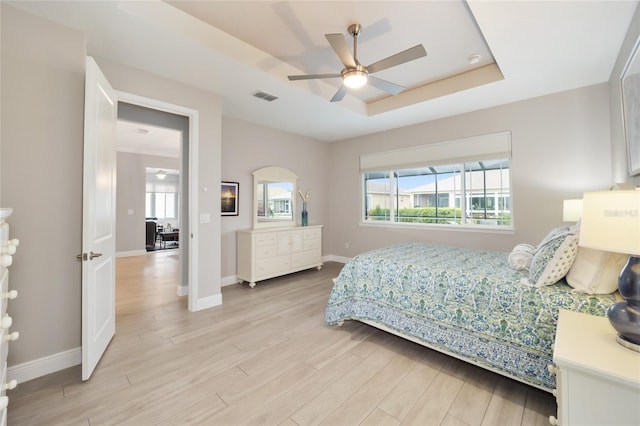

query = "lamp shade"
[563, 199, 583, 222]
[579, 190, 640, 255]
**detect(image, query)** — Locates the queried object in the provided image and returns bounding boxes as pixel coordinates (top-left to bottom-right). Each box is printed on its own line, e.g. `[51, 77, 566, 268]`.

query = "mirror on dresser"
[253, 166, 297, 229]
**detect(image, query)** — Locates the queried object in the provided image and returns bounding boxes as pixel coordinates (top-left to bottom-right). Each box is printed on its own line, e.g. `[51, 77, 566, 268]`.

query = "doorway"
[115, 96, 198, 307]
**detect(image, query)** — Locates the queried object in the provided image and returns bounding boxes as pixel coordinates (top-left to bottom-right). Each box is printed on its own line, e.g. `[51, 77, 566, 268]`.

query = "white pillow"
[566, 247, 628, 294]
[528, 230, 579, 287]
[508, 243, 536, 271]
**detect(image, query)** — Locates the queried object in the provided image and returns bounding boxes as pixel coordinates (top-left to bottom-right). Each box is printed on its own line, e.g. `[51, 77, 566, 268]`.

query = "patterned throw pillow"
[529, 230, 579, 287]
[537, 225, 571, 248]
[508, 243, 536, 271]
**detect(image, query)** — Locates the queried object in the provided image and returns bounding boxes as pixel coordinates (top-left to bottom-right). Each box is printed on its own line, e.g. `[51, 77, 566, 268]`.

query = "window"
[360, 132, 512, 228]
[146, 168, 179, 221]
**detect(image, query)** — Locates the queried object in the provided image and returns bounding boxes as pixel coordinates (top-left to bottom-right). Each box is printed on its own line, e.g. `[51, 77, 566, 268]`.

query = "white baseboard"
[192, 293, 222, 311]
[8, 347, 81, 384]
[221, 275, 239, 287]
[323, 254, 350, 264]
[116, 249, 147, 258]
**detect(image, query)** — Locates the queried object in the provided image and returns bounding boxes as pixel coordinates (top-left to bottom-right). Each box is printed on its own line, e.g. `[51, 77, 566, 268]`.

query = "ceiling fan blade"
[288, 73, 341, 81]
[367, 76, 405, 95]
[330, 85, 348, 102]
[325, 33, 357, 68]
[366, 44, 426, 74]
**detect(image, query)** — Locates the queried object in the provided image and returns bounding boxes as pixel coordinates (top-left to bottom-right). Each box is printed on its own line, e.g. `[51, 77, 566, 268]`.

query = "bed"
[325, 242, 617, 391]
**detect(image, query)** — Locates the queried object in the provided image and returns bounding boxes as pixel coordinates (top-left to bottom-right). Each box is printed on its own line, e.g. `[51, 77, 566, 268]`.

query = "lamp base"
[616, 334, 640, 353]
[607, 255, 640, 352]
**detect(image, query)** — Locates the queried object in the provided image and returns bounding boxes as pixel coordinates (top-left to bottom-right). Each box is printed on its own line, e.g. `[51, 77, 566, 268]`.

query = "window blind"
[359, 131, 512, 173]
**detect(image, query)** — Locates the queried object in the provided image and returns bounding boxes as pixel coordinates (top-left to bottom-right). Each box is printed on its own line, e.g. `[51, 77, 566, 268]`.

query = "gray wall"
[116, 151, 180, 253]
[326, 83, 614, 258]
[220, 116, 330, 279]
[1, 5, 86, 365]
[609, 2, 640, 187]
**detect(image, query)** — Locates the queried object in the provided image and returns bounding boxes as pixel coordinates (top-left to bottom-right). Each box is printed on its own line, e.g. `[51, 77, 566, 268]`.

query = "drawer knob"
[549, 415, 558, 425]
[3, 290, 17, 300]
[0, 316, 12, 329]
[1, 245, 15, 256]
[552, 388, 557, 397]
[7, 239, 19, 247]
[3, 380, 16, 391]
[547, 365, 558, 376]
[0, 396, 7, 410]
[5, 331, 19, 342]
[0, 255, 12, 268]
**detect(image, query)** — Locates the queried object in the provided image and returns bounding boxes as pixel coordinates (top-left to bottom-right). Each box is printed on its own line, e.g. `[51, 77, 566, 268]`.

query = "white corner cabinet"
[0, 209, 19, 426]
[237, 226, 323, 288]
[549, 309, 640, 426]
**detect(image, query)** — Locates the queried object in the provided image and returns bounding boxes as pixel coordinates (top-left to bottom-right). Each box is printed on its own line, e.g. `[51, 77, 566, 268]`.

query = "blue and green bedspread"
[325, 243, 615, 391]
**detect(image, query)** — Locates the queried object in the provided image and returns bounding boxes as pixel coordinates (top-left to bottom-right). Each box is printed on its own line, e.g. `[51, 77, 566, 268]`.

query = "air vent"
[252, 91, 279, 102]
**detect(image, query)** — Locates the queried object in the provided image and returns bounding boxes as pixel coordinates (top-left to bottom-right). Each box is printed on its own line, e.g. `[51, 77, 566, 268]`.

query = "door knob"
[77, 252, 103, 261]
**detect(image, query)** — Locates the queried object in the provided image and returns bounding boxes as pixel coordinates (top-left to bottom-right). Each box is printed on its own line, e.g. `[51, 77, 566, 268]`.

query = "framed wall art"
[221, 181, 239, 216]
[621, 36, 640, 176]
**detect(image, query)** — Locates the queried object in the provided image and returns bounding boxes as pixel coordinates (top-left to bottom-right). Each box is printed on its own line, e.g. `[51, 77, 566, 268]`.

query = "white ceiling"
[117, 120, 181, 158]
[8, 0, 639, 145]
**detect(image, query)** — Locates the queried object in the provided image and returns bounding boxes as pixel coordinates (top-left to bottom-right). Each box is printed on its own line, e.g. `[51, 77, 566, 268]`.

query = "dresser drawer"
[303, 238, 321, 251]
[0, 270, 7, 319]
[256, 256, 291, 277]
[292, 250, 321, 269]
[255, 245, 277, 260]
[303, 227, 321, 240]
[255, 233, 277, 247]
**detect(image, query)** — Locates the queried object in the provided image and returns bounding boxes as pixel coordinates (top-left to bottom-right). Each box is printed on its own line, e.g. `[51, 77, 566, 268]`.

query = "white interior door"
[81, 57, 117, 380]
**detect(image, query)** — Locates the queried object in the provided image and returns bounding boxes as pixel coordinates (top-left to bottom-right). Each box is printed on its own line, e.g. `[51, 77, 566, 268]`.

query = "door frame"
[117, 91, 200, 310]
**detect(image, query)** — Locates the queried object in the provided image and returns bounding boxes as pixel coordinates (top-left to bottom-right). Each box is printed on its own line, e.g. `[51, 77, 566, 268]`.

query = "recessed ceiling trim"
[367, 63, 505, 116]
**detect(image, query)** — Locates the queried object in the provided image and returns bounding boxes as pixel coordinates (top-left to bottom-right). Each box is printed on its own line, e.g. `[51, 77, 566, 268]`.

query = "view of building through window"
[364, 159, 510, 226]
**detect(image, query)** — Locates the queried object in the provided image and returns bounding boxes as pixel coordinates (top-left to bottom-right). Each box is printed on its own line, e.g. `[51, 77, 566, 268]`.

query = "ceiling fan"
[288, 23, 427, 102]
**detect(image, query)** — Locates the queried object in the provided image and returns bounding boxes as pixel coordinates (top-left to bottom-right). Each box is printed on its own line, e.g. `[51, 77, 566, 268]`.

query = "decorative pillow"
[508, 243, 536, 271]
[566, 247, 628, 294]
[528, 230, 579, 287]
[537, 222, 580, 249]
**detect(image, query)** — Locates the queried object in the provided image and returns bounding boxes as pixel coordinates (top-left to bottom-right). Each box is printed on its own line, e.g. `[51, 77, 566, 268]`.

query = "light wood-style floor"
[8, 251, 556, 425]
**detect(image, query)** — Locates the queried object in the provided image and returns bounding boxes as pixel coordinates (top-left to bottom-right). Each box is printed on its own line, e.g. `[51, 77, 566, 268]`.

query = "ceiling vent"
[252, 91, 279, 102]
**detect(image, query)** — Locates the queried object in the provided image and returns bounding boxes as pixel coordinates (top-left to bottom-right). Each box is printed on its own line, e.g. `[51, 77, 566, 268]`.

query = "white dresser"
[237, 225, 323, 288]
[549, 309, 640, 426]
[0, 209, 19, 426]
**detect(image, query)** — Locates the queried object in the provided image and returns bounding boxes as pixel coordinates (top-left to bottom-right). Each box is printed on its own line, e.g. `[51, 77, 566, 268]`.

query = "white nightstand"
[550, 309, 640, 426]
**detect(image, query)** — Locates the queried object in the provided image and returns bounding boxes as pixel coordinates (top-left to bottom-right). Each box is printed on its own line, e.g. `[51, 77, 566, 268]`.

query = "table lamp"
[563, 199, 583, 222]
[579, 190, 640, 352]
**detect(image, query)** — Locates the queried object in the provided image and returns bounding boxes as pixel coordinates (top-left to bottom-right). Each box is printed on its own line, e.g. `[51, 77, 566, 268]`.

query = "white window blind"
[359, 131, 512, 173]
[146, 181, 179, 193]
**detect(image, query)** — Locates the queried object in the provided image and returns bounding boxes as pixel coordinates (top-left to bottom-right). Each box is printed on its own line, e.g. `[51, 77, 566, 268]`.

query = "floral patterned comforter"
[325, 243, 616, 390]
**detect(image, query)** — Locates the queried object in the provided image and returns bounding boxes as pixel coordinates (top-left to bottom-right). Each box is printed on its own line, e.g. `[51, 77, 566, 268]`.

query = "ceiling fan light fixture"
[156, 170, 167, 180]
[342, 67, 368, 89]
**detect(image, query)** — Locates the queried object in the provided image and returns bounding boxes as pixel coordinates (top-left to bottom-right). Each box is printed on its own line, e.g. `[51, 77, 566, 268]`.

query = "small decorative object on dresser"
[298, 189, 310, 227]
[550, 310, 640, 426]
[579, 190, 640, 352]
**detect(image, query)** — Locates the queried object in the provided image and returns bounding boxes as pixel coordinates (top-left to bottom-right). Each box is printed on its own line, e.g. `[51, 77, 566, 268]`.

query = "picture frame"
[621, 36, 640, 176]
[221, 181, 239, 216]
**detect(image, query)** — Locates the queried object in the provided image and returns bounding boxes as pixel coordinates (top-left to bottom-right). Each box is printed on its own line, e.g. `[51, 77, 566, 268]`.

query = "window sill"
[359, 220, 516, 235]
